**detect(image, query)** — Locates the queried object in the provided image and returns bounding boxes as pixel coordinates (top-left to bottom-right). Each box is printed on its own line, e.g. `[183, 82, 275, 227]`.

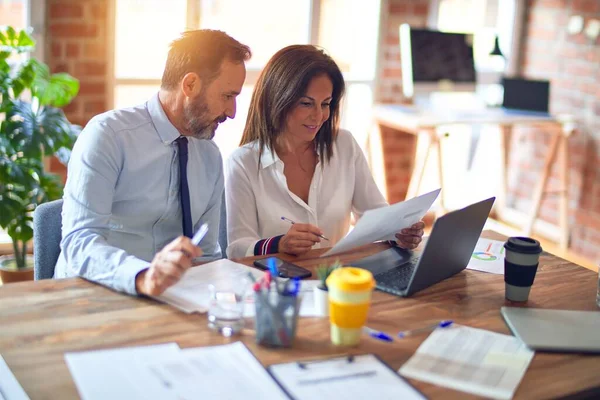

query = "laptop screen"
[502, 78, 550, 113]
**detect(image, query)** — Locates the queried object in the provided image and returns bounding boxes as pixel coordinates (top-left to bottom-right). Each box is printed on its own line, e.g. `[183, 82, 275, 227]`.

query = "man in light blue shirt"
[55, 30, 250, 296]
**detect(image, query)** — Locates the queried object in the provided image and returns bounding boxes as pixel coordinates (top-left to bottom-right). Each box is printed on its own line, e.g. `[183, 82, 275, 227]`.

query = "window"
[112, 0, 382, 161]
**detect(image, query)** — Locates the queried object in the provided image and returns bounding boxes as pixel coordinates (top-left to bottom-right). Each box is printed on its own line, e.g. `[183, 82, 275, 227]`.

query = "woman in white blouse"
[225, 45, 424, 258]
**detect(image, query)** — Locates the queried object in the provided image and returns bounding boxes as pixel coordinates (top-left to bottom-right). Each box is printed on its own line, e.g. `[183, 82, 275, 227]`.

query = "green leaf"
[31, 60, 79, 107]
[11, 59, 36, 98]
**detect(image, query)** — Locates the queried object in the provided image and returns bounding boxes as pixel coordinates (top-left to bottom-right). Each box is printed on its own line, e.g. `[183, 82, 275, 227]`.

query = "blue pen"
[267, 257, 279, 277]
[397, 320, 454, 338]
[363, 326, 394, 342]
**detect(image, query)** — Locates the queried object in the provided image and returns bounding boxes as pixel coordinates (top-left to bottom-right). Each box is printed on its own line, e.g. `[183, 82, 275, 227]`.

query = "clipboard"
[267, 354, 426, 400]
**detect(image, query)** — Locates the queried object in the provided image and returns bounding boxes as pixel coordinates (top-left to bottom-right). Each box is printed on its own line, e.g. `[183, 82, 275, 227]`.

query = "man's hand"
[395, 221, 425, 250]
[278, 223, 322, 256]
[135, 236, 202, 296]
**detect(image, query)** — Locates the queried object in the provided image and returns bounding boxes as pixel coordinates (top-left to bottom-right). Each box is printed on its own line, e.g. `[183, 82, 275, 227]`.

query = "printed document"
[0, 355, 29, 400]
[322, 189, 440, 257]
[399, 325, 534, 400]
[467, 239, 505, 275]
[269, 354, 425, 400]
[147, 342, 288, 400]
[65, 343, 181, 400]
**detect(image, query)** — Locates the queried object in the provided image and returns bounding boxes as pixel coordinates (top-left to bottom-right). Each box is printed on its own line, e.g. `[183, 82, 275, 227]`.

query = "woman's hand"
[395, 221, 425, 250]
[278, 223, 323, 255]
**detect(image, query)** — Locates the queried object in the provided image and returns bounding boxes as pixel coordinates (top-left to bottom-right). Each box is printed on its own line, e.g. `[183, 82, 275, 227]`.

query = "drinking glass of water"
[207, 280, 248, 337]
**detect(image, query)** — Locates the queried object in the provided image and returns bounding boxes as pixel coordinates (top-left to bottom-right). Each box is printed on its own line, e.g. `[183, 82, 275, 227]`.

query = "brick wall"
[46, 0, 111, 178]
[375, 0, 430, 204]
[512, 0, 600, 260]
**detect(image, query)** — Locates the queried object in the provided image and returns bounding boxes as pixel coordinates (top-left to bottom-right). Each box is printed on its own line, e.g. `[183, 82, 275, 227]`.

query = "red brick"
[528, 27, 557, 41]
[385, 35, 399, 46]
[75, 61, 106, 77]
[572, 0, 600, 14]
[84, 100, 107, 114]
[383, 68, 402, 78]
[66, 42, 79, 57]
[62, 100, 80, 116]
[537, 0, 568, 9]
[49, 3, 83, 19]
[576, 210, 600, 230]
[91, 4, 107, 20]
[50, 23, 97, 38]
[51, 42, 62, 58]
[564, 62, 596, 77]
[78, 82, 106, 96]
[413, 4, 429, 16]
[389, 3, 408, 14]
[83, 43, 107, 59]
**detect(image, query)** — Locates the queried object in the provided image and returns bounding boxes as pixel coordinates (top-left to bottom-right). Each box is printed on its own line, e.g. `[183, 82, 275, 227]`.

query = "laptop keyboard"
[374, 257, 420, 296]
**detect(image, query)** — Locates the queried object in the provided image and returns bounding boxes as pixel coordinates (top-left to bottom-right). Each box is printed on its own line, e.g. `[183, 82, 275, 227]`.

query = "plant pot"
[0, 255, 34, 284]
[313, 285, 329, 317]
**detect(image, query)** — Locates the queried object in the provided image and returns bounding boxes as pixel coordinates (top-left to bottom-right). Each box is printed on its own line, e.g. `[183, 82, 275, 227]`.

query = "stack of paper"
[65, 342, 288, 400]
[155, 259, 264, 313]
[155, 259, 322, 317]
[399, 325, 534, 400]
[0, 355, 30, 400]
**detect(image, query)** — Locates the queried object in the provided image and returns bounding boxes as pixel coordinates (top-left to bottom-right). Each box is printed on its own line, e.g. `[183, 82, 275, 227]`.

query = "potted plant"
[313, 260, 342, 316]
[0, 27, 80, 283]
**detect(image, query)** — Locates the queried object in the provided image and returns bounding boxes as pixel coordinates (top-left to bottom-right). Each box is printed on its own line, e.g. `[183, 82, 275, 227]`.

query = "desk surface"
[373, 103, 568, 132]
[1, 231, 598, 399]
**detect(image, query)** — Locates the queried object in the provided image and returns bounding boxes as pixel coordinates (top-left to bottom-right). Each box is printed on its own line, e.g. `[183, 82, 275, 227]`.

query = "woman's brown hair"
[240, 45, 345, 166]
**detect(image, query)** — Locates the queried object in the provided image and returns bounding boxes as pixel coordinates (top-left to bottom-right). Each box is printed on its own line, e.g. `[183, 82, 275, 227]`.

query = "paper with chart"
[156, 259, 264, 313]
[399, 325, 534, 400]
[467, 238, 505, 275]
[0, 355, 30, 400]
[147, 342, 288, 400]
[322, 188, 440, 257]
[65, 343, 182, 400]
[268, 354, 425, 400]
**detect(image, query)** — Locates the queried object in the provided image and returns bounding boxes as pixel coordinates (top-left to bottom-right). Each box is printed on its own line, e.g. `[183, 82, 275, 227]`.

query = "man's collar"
[148, 92, 181, 145]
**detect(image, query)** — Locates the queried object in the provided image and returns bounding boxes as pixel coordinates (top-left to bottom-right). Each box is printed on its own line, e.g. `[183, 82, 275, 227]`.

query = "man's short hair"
[161, 30, 251, 90]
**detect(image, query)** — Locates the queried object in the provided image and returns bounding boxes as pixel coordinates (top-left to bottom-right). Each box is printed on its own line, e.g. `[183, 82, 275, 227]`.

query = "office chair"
[33, 199, 63, 280]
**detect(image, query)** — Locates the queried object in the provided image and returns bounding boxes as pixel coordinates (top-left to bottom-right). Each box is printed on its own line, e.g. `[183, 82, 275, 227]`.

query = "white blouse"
[224, 129, 388, 259]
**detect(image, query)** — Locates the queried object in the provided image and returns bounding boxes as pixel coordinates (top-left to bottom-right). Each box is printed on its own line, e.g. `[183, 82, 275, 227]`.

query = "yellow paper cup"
[326, 267, 375, 346]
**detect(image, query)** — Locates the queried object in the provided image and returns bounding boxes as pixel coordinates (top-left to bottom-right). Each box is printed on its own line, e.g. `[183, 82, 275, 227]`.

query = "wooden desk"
[0, 231, 598, 399]
[370, 104, 576, 249]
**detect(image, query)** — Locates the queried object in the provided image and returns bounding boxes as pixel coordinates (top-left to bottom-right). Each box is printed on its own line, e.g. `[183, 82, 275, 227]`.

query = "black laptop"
[349, 197, 495, 297]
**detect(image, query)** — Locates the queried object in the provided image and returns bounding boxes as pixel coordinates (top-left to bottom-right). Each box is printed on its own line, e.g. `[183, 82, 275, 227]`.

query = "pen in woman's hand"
[280, 216, 330, 241]
[397, 320, 454, 338]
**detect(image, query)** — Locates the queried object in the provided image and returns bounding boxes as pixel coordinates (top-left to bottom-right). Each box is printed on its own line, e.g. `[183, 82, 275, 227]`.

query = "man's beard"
[183, 93, 226, 140]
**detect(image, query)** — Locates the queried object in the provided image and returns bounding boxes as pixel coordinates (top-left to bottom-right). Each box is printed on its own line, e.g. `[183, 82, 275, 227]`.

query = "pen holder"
[254, 290, 301, 348]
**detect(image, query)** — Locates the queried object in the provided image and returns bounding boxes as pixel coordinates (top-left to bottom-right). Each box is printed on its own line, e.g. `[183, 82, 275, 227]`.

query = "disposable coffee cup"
[504, 237, 543, 302]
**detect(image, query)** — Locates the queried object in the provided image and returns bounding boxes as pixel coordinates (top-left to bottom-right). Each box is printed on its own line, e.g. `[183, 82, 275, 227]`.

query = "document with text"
[399, 325, 534, 400]
[322, 189, 440, 257]
[269, 354, 425, 400]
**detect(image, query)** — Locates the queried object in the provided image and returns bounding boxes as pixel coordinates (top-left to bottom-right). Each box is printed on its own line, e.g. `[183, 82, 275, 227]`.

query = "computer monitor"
[400, 24, 477, 99]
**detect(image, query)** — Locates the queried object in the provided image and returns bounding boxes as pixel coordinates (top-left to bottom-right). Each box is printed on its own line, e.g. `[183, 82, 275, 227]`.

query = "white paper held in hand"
[191, 223, 209, 246]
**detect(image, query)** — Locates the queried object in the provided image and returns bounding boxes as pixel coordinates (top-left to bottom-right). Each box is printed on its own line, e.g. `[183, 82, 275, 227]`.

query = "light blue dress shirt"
[54, 93, 224, 294]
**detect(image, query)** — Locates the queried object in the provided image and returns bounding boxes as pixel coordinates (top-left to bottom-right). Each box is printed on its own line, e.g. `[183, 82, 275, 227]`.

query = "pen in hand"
[397, 320, 454, 338]
[280, 216, 329, 241]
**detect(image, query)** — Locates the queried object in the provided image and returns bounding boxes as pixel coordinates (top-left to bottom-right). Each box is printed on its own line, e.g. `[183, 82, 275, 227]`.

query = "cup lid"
[504, 236, 543, 254]
[326, 267, 374, 292]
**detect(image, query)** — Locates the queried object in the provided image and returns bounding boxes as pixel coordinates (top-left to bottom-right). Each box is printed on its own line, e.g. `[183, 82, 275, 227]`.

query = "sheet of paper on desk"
[147, 342, 288, 400]
[322, 188, 440, 257]
[399, 325, 534, 400]
[0, 355, 30, 400]
[268, 354, 425, 400]
[65, 343, 181, 400]
[467, 238, 505, 275]
[156, 259, 264, 313]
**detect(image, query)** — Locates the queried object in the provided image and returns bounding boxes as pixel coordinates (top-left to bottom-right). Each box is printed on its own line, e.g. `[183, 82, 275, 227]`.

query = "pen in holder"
[253, 267, 301, 348]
